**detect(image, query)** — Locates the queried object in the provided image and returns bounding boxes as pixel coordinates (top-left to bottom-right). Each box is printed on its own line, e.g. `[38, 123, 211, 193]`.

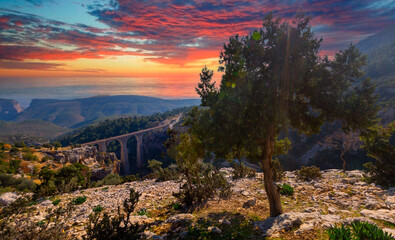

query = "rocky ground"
[1, 168, 394, 239]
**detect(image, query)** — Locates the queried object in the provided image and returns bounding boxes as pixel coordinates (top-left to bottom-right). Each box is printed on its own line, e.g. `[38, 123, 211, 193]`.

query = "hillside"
[14, 95, 199, 128]
[0, 99, 23, 121]
[356, 24, 395, 122]
[1, 169, 394, 239]
[0, 120, 71, 140]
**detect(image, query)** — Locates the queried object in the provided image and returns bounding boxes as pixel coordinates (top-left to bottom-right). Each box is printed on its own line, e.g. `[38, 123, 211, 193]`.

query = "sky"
[0, 0, 394, 105]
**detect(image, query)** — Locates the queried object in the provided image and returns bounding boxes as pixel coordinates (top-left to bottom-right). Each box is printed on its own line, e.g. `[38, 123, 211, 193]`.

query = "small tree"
[192, 13, 377, 217]
[361, 121, 395, 187]
[321, 130, 360, 171]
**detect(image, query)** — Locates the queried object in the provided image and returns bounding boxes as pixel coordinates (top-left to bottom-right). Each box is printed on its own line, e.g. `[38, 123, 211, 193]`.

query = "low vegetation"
[296, 166, 322, 181]
[327, 221, 394, 240]
[84, 188, 145, 240]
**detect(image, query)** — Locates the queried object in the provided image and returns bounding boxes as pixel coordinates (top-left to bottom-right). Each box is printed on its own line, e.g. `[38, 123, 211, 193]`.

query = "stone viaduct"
[82, 115, 181, 175]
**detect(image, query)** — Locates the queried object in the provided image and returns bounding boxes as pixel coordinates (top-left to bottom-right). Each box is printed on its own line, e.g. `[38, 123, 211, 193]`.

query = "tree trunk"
[261, 129, 283, 217]
[340, 150, 346, 172]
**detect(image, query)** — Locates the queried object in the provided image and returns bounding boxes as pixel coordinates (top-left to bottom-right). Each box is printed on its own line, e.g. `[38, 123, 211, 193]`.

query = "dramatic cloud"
[0, 0, 394, 67]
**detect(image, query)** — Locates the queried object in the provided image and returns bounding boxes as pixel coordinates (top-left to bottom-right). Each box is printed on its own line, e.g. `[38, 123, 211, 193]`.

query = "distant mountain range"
[356, 24, 395, 123]
[0, 95, 200, 129]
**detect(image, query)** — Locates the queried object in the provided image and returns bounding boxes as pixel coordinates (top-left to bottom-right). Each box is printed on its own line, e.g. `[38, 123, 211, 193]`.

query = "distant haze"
[0, 77, 199, 108]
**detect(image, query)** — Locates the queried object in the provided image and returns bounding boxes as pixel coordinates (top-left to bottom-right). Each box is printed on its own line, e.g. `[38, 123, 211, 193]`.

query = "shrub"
[328, 221, 394, 240]
[147, 159, 179, 182]
[0, 174, 36, 192]
[71, 196, 87, 205]
[351, 221, 394, 240]
[14, 141, 26, 148]
[41, 156, 54, 162]
[232, 162, 256, 180]
[279, 183, 294, 196]
[272, 158, 285, 182]
[52, 199, 61, 206]
[8, 160, 21, 174]
[360, 122, 395, 188]
[328, 224, 353, 240]
[15, 177, 36, 192]
[84, 189, 145, 240]
[296, 166, 322, 181]
[174, 134, 232, 208]
[93, 174, 122, 187]
[137, 208, 148, 216]
[0, 202, 72, 240]
[92, 205, 104, 213]
[122, 174, 140, 183]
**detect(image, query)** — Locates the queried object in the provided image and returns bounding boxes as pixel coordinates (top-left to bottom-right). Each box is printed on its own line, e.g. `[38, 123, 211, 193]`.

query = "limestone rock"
[0, 192, 20, 206]
[360, 209, 395, 224]
[208, 226, 221, 234]
[243, 198, 256, 208]
[254, 212, 303, 237]
[165, 214, 195, 225]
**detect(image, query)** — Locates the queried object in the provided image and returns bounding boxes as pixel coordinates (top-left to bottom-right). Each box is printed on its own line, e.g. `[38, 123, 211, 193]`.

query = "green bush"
[71, 196, 87, 205]
[328, 221, 394, 240]
[0, 174, 36, 192]
[279, 183, 294, 196]
[14, 141, 26, 148]
[15, 178, 36, 192]
[84, 189, 145, 240]
[35, 163, 91, 198]
[137, 208, 148, 216]
[52, 199, 61, 206]
[328, 224, 353, 240]
[147, 159, 179, 182]
[296, 166, 322, 181]
[361, 122, 395, 188]
[272, 158, 285, 182]
[93, 174, 122, 187]
[93, 205, 104, 213]
[351, 221, 394, 240]
[122, 174, 140, 183]
[232, 162, 256, 180]
[173, 134, 232, 209]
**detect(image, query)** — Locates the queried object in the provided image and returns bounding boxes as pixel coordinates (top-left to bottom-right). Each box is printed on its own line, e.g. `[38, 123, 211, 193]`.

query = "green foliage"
[351, 221, 394, 240]
[279, 183, 294, 196]
[71, 196, 87, 205]
[93, 205, 104, 213]
[296, 166, 322, 181]
[84, 188, 145, 240]
[190, 13, 377, 217]
[328, 224, 353, 240]
[14, 141, 26, 148]
[361, 121, 395, 188]
[0, 173, 36, 192]
[93, 174, 123, 187]
[52, 199, 61, 206]
[174, 134, 232, 208]
[22, 152, 39, 161]
[231, 162, 256, 180]
[137, 208, 148, 216]
[0, 201, 72, 240]
[35, 163, 91, 198]
[122, 174, 140, 183]
[8, 159, 21, 174]
[148, 159, 179, 181]
[328, 221, 394, 240]
[271, 158, 285, 182]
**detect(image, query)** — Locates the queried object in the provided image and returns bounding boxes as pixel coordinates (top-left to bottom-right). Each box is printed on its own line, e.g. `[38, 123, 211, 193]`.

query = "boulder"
[243, 198, 256, 208]
[254, 212, 303, 237]
[0, 192, 20, 206]
[165, 214, 195, 225]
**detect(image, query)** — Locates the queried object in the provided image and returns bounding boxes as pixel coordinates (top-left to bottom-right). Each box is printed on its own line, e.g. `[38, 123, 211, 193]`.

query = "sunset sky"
[0, 0, 394, 104]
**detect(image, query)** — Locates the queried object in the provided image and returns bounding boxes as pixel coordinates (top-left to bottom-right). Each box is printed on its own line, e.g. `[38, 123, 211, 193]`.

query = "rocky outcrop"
[0, 99, 23, 121]
[3, 169, 395, 239]
[44, 146, 117, 165]
[0, 192, 20, 206]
